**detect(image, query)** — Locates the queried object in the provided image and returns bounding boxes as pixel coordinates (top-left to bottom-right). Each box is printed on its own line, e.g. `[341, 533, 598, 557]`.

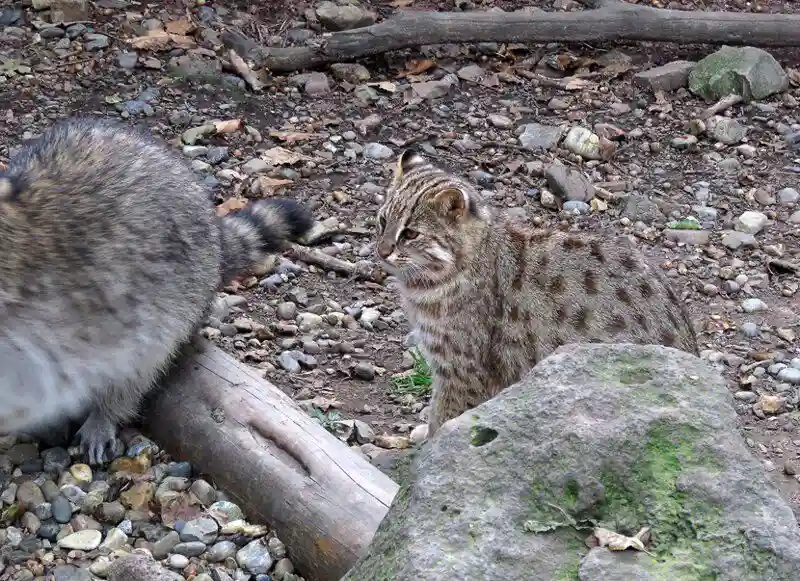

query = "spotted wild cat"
[375, 150, 699, 435]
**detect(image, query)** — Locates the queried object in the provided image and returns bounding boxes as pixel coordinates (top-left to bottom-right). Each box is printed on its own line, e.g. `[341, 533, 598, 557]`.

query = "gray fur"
[0, 117, 312, 463]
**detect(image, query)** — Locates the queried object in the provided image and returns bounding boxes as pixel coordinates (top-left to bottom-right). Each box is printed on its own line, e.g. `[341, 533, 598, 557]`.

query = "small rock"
[633, 60, 695, 92]
[84, 33, 109, 51]
[777, 368, 800, 385]
[58, 529, 102, 551]
[99, 527, 128, 550]
[739, 322, 760, 338]
[207, 540, 238, 562]
[330, 62, 371, 83]
[168, 554, 189, 569]
[316, 0, 375, 31]
[708, 116, 747, 144]
[117, 52, 138, 69]
[734, 211, 769, 234]
[777, 187, 799, 206]
[180, 516, 219, 544]
[237, 538, 274, 574]
[759, 394, 786, 415]
[517, 123, 563, 151]
[721, 231, 757, 250]
[189, 479, 216, 506]
[353, 362, 376, 381]
[15, 481, 44, 510]
[152, 530, 181, 559]
[304, 72, 330, 96]
[363, 143, 394, 160]
[671, 135, 698, 150]
[741, 298, 768, 313]
[545, 160, 596, 202]
[488, 114, 513, 129]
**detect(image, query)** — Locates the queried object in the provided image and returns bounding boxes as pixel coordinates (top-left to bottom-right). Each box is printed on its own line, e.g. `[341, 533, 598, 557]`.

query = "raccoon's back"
[0, 118, 222, 429]
[1, 117, 221, 313]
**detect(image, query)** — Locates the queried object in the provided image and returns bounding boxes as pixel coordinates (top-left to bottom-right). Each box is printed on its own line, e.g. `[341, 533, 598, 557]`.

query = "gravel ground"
[1, 0, 800, 578]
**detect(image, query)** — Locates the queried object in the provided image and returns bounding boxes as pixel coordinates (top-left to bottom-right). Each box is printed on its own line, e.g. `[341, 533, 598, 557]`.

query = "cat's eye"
[402, 229, 419, 240]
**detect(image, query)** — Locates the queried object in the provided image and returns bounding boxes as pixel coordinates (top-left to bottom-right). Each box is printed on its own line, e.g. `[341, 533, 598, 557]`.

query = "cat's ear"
[431, 187, 470, 220]
[393, 149, 426, 181]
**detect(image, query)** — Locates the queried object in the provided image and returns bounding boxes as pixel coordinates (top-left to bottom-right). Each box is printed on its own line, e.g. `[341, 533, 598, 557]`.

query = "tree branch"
[223, 4, 800, 73]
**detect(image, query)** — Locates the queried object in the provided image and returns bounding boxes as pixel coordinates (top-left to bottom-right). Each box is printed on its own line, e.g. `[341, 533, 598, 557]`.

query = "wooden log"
[221, 0, 800, 73]
[142, 345, 399, 581]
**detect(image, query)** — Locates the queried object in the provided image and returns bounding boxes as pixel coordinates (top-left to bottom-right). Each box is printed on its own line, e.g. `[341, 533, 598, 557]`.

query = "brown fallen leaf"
[269, 131, 318, 143]
[129, 30, 196, 51]
[261, 146, 313, 166]
[165, 18, 195, 35]
[215, 197, 248, 217]
[593, 527, 654, 556]
[397, 58, 436, 78]
[214, 119, 242, 134]
[254, 176, 293, 196]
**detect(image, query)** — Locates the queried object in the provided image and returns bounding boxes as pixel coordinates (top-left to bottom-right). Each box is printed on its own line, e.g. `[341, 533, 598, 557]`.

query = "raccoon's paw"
[76, 411, 125, 465]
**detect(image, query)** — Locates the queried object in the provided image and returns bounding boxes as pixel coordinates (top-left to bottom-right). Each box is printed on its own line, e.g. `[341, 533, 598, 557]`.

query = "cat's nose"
[377, 241, 395, 259]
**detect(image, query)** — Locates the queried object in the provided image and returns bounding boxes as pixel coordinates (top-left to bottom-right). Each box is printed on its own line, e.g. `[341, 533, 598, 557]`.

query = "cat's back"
[500, 223, 698, 355]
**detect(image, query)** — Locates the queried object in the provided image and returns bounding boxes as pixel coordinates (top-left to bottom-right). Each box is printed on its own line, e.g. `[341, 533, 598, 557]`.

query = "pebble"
[237, 538, 275, 574]
[741, 298, 768, 313]
[180, 516, 219, 544]
[739, 322, 760, 338]
[58, 529, 102, 550]
[734, 211, 769, 234]
[168, 554, 189, 569]
[777, 368, 800, 385]
[353, 362, 376, 381]
[517, 123, 563, 151]
[488, 114, 513, 129]
[778, 187, 799, 205]
[363, 142, 394, 160]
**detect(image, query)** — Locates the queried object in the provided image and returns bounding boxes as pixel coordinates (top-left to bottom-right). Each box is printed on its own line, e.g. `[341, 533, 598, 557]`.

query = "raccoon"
[0, 117, 313, 464]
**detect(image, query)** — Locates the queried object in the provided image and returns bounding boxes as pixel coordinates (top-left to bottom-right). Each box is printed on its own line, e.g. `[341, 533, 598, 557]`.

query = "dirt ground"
[1, 0, 800, 518]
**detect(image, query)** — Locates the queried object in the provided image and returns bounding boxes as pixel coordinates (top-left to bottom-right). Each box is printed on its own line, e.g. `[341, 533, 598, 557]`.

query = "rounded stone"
[58, 529, 102, 551]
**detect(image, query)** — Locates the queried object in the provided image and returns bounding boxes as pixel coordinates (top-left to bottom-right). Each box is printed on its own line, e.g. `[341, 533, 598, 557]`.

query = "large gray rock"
[344, 343, 800, 581]
[689, 46, 789, 101]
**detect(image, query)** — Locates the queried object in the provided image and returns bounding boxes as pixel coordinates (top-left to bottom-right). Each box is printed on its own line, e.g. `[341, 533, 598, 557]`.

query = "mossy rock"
[688, 46, 788, 102]
[343, 343, 800, 581]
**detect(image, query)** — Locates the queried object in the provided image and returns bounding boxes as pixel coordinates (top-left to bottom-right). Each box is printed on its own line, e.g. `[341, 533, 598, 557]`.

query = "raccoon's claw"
[76, 412, 125, 465]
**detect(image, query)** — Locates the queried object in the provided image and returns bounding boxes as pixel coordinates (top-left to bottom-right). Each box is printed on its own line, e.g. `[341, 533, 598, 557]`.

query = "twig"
[698, 94, 744, 120]
[229, 49, 265, 91]
[289, 244, 386, 283]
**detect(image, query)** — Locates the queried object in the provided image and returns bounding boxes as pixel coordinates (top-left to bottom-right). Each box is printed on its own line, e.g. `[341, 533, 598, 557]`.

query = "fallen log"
[142, 345, 400, 581]
[222, 0, 800, 73]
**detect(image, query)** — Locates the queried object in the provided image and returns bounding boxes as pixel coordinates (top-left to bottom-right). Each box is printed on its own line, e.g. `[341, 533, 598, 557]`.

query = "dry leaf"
[215, 197, 249, 217]
[165, 18, 195, 35]
[214, 119, 242, 133]
[593, 527, 654, 556]
[366, 81, 397, 93]
[397, 58, 436, 78]
[590, 198, 608, 212]
[389, 0, 414, 6]
[129, 30, 196, 51]
[254, 176, 293, 196]
[261, 146, 312, 166]
[129, 30, 171, 50]
[563, 77, 596, 91]
[269, 131, 318, 143]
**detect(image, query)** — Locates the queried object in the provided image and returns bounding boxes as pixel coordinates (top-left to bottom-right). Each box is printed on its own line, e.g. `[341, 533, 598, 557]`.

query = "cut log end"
[142, 345, 399, 581]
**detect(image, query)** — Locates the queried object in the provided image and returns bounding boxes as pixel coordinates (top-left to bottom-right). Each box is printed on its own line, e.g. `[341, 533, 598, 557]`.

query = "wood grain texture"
[143, 345, 399, 581]
[222, 0, 800, 73]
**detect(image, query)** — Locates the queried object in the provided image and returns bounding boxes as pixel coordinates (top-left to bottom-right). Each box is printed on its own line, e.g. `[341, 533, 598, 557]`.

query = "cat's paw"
[76, 411, 125, 465]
